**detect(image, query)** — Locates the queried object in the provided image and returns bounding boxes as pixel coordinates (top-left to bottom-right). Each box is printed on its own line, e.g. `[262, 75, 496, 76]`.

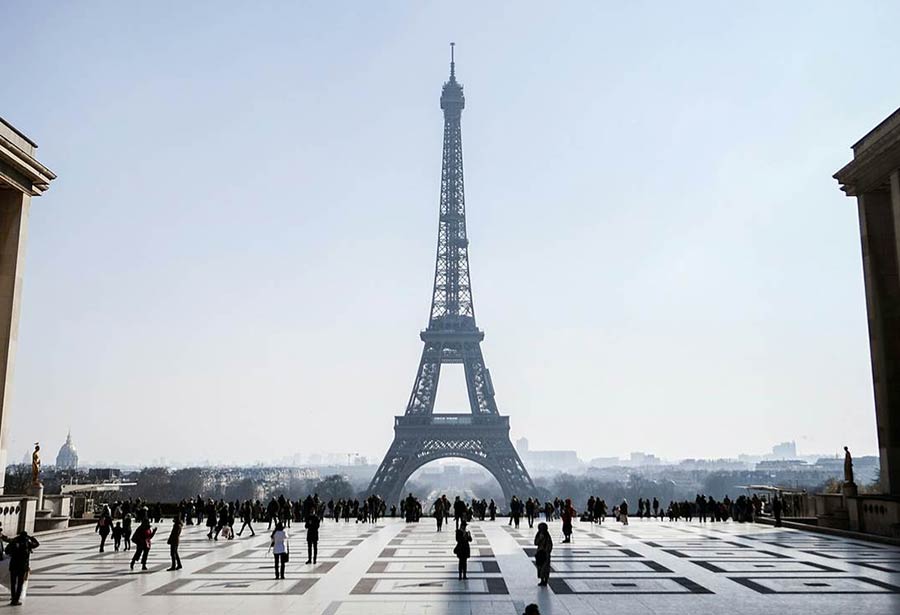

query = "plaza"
[17, 517, 900, 614]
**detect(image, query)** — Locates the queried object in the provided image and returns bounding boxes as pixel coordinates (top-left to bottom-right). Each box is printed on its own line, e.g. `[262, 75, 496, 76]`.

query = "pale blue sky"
[2, 1, 897, 466]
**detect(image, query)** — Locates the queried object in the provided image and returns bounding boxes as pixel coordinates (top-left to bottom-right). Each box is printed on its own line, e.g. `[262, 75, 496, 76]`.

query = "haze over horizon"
[2, 2, 896, 467]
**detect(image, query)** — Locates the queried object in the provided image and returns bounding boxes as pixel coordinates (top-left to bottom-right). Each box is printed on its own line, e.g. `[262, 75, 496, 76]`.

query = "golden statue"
[31, 443, 41, 486]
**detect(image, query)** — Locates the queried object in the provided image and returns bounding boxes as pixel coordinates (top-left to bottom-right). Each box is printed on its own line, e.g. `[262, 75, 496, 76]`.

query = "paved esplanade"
[17, 519, 900, 614]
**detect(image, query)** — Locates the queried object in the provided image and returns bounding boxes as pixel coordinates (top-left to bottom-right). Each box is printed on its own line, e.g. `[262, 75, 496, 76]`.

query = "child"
[122, 514, 133, 551]
[112, 521, 124, 552]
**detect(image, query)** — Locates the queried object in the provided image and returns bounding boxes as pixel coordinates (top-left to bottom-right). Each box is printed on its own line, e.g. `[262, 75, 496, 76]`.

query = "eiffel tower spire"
[367, 48, 536, 505]
[430, 42, 474, 328]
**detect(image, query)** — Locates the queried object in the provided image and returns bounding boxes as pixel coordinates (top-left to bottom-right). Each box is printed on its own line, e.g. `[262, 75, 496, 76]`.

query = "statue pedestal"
[27, 482, 44, 510]
[842, 481, 859, 498]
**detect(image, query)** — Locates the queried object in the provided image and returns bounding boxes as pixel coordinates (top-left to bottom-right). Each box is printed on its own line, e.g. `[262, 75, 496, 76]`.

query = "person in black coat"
[5, 531, 39, 606]
[305, 512, 320, 564]
[454, 520, 472, 580]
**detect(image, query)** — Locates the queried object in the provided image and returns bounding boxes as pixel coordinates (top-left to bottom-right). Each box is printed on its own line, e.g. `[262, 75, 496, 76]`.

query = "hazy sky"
[2, 1, 897, 466]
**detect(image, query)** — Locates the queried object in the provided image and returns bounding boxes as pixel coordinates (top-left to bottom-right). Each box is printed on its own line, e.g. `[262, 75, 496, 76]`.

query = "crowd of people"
[81, 489, 784, 594]
[581, 493, 768, 525]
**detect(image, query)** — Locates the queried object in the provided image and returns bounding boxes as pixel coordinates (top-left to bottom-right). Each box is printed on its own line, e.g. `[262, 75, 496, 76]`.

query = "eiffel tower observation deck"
[367, 46, 536, 505]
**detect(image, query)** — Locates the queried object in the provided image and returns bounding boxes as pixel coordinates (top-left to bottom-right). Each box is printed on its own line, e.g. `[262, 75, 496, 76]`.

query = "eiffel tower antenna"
[450, 42, 455, 78]
[367, 48, 535, 505]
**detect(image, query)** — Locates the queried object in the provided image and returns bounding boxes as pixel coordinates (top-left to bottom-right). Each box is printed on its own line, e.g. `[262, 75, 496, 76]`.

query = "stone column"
[856, 175, 900, 495]
[0, 189, 29, 494]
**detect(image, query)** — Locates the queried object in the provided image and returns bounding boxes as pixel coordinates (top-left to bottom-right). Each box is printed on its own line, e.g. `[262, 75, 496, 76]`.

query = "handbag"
[283, 541, 290, 563]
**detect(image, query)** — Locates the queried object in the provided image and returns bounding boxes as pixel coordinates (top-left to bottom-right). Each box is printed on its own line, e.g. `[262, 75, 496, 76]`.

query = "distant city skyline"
[33, 430, 859, 471]
[2, 3, 894, 465]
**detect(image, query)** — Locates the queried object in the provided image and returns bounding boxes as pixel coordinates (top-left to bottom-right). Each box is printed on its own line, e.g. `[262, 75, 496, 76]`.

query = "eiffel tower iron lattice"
[367, 46, 536, 505]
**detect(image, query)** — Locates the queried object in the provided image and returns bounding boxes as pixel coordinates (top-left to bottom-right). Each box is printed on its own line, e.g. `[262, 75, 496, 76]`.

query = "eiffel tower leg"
[367, 436, 418, 506]
[462, 342, 497, 414]
[482, 437, 536, 502]
[405, 343, 442, 416]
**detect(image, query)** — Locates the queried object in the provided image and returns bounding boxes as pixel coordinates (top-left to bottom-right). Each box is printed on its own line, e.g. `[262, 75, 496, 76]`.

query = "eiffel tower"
[368, 45, 536, 505]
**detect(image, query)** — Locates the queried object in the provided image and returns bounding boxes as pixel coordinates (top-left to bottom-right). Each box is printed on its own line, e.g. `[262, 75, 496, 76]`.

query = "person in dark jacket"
[130, 519, 157, 571]
[111, 521, 124, 552]
[166, 516, 183, 570]
[534, 522, 552, 585]
[305, 512, 320, 564]
[95, 506, 112, 552]
[454, 520, 472, 580]
[5, 531, 39, 606]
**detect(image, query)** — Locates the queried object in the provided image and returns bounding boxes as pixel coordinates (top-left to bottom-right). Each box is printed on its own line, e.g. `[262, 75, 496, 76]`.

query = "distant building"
[756, 459, 809, 471]
[629, 452, 660, 466]
[55, 431, 79, 470]
[87, 468, 120, 482]
[771, 441, 797, 459]
[516, 437, 529, 454]
[588, 457, 621, 468]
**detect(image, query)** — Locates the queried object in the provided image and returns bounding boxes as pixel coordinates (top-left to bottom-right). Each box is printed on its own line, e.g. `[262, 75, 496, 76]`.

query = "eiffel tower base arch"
[367, 415, 534, 506]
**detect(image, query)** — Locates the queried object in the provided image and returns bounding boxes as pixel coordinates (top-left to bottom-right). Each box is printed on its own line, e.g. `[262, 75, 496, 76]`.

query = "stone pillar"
[0, 119, 54, 495]
[856, 176, 900, 495]
[0, 189, 28, 495]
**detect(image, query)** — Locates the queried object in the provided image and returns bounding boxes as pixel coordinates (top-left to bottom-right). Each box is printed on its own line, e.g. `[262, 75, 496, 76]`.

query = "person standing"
[5, 531, 38, 606]
[534, 522, 552, 586]
[510, 496, 521, 529]
[122, 514, 133, 551]
[305, 512, 320, 564]
[453, 496, 466, 530]
[525, 498, 536, 529]
[434, 498, 444, 532]
[166, 515, 183, 571]
[773, 495, 783, 527]
[454, 520, 472, 580]
[561, 499, 575, 543]
[270, 522, 289, 579]
[619, 499, 629, 526]
[488, 499, 496, 521]
[130, 519, 157, 571]
[111, 521, 124, 552]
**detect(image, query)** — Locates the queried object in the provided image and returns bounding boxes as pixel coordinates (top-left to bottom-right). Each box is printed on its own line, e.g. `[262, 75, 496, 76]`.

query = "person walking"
[130, 519, 157, 571]
[522, 605, 541, 615]
[270, 522, 289, 579]
[454, 520, 472, 580]
[619, 499, 629, 526]
[95, 507, 112, 552]
[5, 531, 38, 606]
[166, 515, 183, 571]
[534, 522, 552, 586]
[305, 512, 320, 564]
[122, 514, 133, 551]
[237, 501, 255, 537]
[773, 495, 783, 527]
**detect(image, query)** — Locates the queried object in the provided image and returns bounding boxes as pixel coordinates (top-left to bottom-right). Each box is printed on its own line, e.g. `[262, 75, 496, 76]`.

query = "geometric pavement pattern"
[9, 517, 900, 614]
